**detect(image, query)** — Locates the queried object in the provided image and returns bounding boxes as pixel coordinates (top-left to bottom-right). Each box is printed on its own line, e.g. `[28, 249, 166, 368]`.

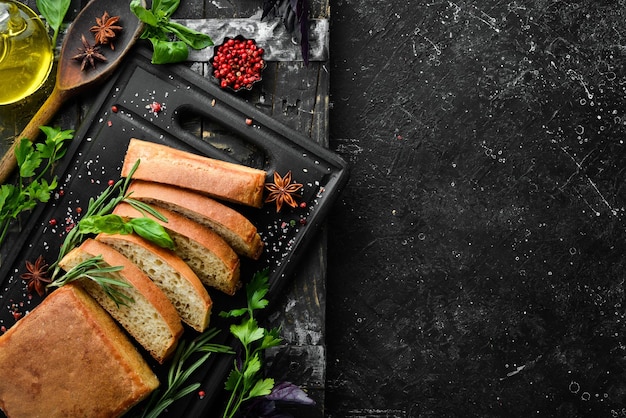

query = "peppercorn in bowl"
[210, 36, 266, 92]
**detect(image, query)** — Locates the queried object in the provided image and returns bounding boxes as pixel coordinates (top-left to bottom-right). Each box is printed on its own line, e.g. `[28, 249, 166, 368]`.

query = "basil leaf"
[131, 0, 212, 64]
[130, 0, 159, 26]
[154, 0, 181, 18]
[165, 21, 213, 50]
[79, 214, 133, 235]
[128, 217, 175, 249]
[36, 0, 71, 46]
[149, 37, 189, 64]
[36, 0, 70, 30]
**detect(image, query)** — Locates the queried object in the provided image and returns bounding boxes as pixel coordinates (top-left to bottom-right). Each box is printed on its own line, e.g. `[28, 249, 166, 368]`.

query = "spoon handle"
[0, 87, 70, 184]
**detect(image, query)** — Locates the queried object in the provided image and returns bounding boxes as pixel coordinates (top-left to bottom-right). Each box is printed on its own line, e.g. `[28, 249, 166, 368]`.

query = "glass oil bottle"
[0, 1, 53, 105]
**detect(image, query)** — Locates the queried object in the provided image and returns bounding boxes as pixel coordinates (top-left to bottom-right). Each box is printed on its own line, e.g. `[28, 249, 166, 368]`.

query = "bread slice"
[59, 239, 184, 363]
[113, 202, 241, 295]
[121, 138, 267, 208]
[97, 232, 212, 332]
[127, 180, 263, 260]
[0, 284, 159, 418]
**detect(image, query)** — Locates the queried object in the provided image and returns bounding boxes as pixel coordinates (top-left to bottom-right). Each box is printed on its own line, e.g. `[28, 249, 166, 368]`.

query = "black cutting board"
[0, 45, 347, 416]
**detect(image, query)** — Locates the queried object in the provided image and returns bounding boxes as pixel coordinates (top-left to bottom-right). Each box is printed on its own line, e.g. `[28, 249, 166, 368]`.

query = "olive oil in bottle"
[0, 1, 53, 105]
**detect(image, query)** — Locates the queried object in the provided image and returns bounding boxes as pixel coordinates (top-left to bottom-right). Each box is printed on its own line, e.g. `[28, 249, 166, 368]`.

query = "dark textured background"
[325, 1, 626, 417]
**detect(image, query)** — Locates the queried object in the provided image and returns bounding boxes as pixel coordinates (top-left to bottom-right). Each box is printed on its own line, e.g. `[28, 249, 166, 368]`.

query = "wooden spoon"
[0, 0, 145, 184]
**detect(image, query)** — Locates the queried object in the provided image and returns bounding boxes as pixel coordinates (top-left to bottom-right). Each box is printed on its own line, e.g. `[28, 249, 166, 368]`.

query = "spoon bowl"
[56, 1, 142, 92]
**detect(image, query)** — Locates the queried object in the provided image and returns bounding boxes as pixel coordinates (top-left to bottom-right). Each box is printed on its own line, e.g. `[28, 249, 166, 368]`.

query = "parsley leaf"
[219, 269, 283, 418]
[0, 127, 72, 246]
[248, 378, 275, 398]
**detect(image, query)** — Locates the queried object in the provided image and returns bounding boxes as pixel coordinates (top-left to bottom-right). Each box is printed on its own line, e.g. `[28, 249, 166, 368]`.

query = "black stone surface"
[326, 1, 626, 417]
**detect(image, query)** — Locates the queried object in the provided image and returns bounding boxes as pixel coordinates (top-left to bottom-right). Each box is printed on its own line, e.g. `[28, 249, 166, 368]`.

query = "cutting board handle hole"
[174, 106, 267, 170]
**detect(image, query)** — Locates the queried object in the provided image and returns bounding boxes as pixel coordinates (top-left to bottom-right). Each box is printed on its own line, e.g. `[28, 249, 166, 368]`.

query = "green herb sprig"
[79, 213, 174, 250]
[36, 0, 71, 48]
[47, 160, 173, 310]
[135, 328, 233, 418]
[47, 255, 133, 307]
[0, 127, 73, 246]
[130, 0, 213, 64]
[219, 269, 282, 418]
[49, 160, 172, 280]
[51, 166, 135, 276]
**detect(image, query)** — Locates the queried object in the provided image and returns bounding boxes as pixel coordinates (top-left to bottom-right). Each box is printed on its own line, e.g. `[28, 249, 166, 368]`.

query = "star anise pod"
[265, 170, 303, 212]
[90, 11, 122, 50]
[72, 34, 107, 71]
[21, 256, 51, 297]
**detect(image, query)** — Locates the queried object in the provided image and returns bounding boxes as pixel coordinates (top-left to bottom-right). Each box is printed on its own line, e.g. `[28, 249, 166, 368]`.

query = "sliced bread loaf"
[97, 232, 212, 332]
[0, 284, 159, 418]
[58, 238, 184, 363]
[121, 138, 267, 208]
[127, 180, 263, 259]
[113, 202, 241, 295]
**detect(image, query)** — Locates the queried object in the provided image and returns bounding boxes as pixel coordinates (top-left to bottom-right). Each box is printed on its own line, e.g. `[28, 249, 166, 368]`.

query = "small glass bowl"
[209, 35, 266, 92]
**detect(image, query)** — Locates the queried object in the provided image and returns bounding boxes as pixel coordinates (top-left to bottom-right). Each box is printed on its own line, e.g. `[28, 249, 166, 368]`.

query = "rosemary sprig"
[135, 329, 233, 418]
[45, 159, 174, 307]
[49, 160, 172, 281]
[47, 255, 133, 307]
[49, 161, 139, 280]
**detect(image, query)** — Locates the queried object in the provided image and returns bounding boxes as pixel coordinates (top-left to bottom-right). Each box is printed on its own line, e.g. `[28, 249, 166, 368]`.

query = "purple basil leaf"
[266, 381, 316, 405]
[242, 398, 277, 417]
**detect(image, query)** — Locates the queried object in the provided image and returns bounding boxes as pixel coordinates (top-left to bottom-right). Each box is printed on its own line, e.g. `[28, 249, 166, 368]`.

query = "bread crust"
[128, 180, 263, 259]
[59, 239, 183, 363]
[0, 285, 159, 418]
[97, 232, 213, 332]
[121, 138, 267, 208]
[113, 202, 241, 295]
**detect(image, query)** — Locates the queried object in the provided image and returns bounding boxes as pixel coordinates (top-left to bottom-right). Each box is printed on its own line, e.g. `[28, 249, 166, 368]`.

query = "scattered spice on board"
[147, 101, 163, 114]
